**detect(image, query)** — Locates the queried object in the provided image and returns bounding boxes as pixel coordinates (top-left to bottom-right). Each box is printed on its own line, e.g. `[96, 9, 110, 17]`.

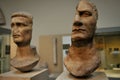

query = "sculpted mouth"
[72, 29, 86, 33]
[13, 34, 20, 38]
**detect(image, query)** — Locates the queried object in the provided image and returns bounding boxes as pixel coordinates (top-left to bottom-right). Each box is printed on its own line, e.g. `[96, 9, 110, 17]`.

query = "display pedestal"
[0, 68, 49, 80]
[56, 70, 109, 80]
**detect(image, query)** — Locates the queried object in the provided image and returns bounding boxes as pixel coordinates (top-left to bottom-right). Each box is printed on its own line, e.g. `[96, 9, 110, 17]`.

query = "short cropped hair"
[11, 11, 33, 25]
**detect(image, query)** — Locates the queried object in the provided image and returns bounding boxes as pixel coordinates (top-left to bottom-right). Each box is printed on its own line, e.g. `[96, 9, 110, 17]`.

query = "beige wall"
[39, 35, 63, 73]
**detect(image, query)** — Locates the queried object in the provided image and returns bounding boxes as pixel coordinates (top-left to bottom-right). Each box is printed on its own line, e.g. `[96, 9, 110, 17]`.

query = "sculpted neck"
[70, 38, 96, 56]
[16, 45, 34, 58]
[71, 38, 93, 48]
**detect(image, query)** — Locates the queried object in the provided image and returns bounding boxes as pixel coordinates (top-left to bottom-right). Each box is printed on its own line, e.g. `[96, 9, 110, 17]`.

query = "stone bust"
[64, 0, 101, 77]
[10, 12, 40, 72]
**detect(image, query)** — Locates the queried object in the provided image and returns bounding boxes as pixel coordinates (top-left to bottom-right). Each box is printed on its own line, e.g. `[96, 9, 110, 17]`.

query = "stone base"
[56, 70, 109, 80]
[0, 68, 49, 80]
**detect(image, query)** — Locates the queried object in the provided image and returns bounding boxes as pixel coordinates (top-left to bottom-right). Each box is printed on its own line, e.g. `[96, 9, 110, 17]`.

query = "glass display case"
[95, 27, 120, 70]
[0, 27, 10, 73]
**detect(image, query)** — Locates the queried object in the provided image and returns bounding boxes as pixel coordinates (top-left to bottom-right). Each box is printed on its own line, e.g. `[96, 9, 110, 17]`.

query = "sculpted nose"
[73, 15, 83, 27]
[12, 26, 19, 34]
[74, 14, 80, 22]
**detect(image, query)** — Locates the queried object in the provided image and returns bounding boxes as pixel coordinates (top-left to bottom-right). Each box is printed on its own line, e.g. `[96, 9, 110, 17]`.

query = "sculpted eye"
[16, 22, 28, 26]
[11, 22, 28, 28]
[79, 11, 92, 17]
[11, 23, 14, 28]
[16, 23, 22, 26]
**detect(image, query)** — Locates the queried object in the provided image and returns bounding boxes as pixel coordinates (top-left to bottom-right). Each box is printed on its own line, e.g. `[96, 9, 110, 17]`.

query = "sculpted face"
[11, 16, 32, 45]
[72, 0, 98, 41]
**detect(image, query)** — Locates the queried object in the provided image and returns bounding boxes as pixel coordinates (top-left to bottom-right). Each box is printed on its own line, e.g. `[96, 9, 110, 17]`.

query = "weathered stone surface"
[11, 54, 39, 72]
[64, 0, 101, 77]
[10, 12, 40, 72]
[64, 46, 101, 77]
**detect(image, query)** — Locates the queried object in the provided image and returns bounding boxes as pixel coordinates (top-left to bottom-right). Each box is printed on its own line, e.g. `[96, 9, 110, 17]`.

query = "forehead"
[11, 16, 29, 23]
[77, 1, 94, 12]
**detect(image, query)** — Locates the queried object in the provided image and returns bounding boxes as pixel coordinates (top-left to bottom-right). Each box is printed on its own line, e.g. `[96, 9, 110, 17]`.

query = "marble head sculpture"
[10, 11, 40, 72]
[64, 0, 101, 77]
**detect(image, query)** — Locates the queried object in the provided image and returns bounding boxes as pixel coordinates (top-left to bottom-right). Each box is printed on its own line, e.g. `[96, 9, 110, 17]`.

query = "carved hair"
[11, 11, 33, 25]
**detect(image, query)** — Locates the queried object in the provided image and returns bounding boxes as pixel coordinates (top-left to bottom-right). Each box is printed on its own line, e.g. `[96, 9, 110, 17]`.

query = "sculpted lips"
[72, 28, 86, 34]
[72, 21, 86, 33]
[13, 34, 21, 38]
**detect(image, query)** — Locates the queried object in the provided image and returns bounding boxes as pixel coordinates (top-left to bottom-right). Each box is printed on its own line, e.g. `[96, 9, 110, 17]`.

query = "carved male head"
[72, 0, 98, 42]
[11, 12, 33, 46]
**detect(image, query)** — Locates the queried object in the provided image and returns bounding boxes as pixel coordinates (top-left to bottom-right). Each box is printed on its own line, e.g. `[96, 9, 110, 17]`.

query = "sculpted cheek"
[22, 27, 32, 35]
[22, 28, 32, 40]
